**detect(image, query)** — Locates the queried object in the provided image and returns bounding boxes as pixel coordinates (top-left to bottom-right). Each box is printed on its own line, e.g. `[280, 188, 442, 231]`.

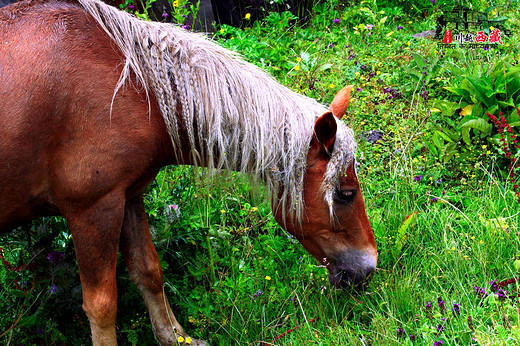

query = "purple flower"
[397, 328, 405, 337]
[397, 25, 403, 30]
[431, 197, 438, 202]
[434, 341, 444, 346]
[414, 175, 422, 181]
[436, 324, 445, 333]
[355, 87, 362, 92]
[474, 286, 486, 297]
[348, 54, 355, 60]
[452, 302, 460, 316]
[489, 279, 499, 292]
[251, 289, 262, 299]
[49, 285, 57, 293]
[162, 11, 169, 19]
[182, 24, 191, 30]
[127, 5, 134, 10]
[333, 18, 340, 24]
[365, 24, 374, 30]
[436, 178, 442, 184]
[409, 335, 415, 341]
[328, 43, 334, 49]
[438, 297, 446, 313]
[47, 251, 65, 264]
[431, 0, 435, 3]
[483, 46, 490, 51]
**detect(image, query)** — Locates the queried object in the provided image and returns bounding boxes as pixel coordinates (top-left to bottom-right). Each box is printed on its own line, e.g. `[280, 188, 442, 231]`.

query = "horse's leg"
[65, 193, 126, 346]
[120, 195, 205, 345]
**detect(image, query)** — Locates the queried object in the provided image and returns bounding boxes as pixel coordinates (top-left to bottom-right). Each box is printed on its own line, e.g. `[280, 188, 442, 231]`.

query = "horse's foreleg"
[120, 195, 204, 345]
[65, 193, 125, 346]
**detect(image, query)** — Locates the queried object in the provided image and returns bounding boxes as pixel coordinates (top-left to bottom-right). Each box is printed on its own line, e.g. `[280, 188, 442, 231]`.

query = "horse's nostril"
[330, 265, 375, 289]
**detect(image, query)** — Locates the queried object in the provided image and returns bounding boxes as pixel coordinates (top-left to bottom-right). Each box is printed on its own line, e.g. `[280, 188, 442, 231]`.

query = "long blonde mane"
[76, 0, 356, 222]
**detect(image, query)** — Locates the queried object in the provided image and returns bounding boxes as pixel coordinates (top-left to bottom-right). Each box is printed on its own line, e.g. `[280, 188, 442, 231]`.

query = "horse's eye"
[334, 188, 357, 204]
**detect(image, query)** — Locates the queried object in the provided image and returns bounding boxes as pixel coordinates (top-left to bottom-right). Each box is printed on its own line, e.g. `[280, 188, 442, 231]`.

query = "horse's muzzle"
[328, 249, 376, 289]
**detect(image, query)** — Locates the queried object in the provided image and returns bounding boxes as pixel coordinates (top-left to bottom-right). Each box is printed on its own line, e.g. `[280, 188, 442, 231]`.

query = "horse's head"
[274, 86, 377, 288]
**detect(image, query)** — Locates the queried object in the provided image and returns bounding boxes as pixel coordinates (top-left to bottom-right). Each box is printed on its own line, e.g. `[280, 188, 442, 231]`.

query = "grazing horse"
[0, 0, 377, 344]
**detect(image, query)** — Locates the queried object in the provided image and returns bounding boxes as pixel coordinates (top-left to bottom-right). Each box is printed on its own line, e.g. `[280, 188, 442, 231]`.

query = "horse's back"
[0, 0, 171, 231]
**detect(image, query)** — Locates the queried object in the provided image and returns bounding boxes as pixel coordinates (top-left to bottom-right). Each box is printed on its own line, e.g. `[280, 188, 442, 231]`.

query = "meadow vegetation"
[1, 0, 520, 344]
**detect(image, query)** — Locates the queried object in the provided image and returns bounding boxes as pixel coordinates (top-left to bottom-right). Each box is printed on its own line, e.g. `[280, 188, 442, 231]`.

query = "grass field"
[1, 0, 520, 345]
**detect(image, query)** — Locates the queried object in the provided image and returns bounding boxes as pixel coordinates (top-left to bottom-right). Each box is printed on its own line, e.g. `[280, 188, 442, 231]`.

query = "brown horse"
[0, 0, 377, 344]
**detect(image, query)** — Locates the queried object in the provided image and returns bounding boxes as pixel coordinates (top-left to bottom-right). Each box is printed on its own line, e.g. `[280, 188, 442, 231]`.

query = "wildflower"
[438, 297, 446, 313]
[251, 289, 262, 299]
[328, 43, 334, 49]
[348, 54, 355, 60]
[265, 276, 271, 280]
[397, 327, 405, 338]
[467, 315, 474, 331]
[219, 28, 225, 34]
[436, 324, 445, 333]
[49, 284, 57, 293]
[251, 207, 258, 211]
[474, 286, 486, 298]
[220, 209, 226, 213]
[496, 288, 508, 301]
[365, 24, 374, 30]
[47, 251, 66, 264]
[434, 341, 444, 346]
[452, 302, 460, 317]
[430, 0, 435, 3]
[376, 78, 384, 84]
[162, 11, 169, 19]
[245, 13, 251, 19]
[409, 334, 415, 341]
[185, 337, 192, 344]
[355, 87, 362, 92]
[182, 24, 191, 30]
[397, 25, 403, 30]
[436, 178, 442, 184]
[333, 18, 340, 24]
[376, 71, 381, 75]
[173, 0, 179, 6]
[177, 336, 185, 343]
[414, 175, 422, 181]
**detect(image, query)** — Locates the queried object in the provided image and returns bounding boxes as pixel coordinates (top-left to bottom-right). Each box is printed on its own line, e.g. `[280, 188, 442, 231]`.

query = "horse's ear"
[314, 111, 337, 153]
[329, 85, 353, 119]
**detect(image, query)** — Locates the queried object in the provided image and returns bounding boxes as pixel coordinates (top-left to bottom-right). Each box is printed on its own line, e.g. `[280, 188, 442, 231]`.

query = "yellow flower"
[487, 150, 491, 155]
[185, 337, 192, 344]
[407, 41, 411, 46]
[178, 336, 185, 343]
[329, 83, 335, 88]
[492, 11, 496, 15]
[252, 207, 258, 211]
[220, 209, 226, 213]
[451, 247, 456, 251]
[296, 57, 302, 62]
[294, 65, 300, 71]
[219, 28, 225, 34]
[265, 276, 271, 280]
[173, 0, 179, 6]
[490, 26, 495, 30]
[376, 71, 381, 75]
[245, 13, 251, 19]
[429, 177, 433, 181]
[482, 145, 487, 149]
[479, 240, 484, 244]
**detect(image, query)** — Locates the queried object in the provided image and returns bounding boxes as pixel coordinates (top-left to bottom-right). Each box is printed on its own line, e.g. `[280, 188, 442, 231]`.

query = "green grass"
[2, 0, 520, 344]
